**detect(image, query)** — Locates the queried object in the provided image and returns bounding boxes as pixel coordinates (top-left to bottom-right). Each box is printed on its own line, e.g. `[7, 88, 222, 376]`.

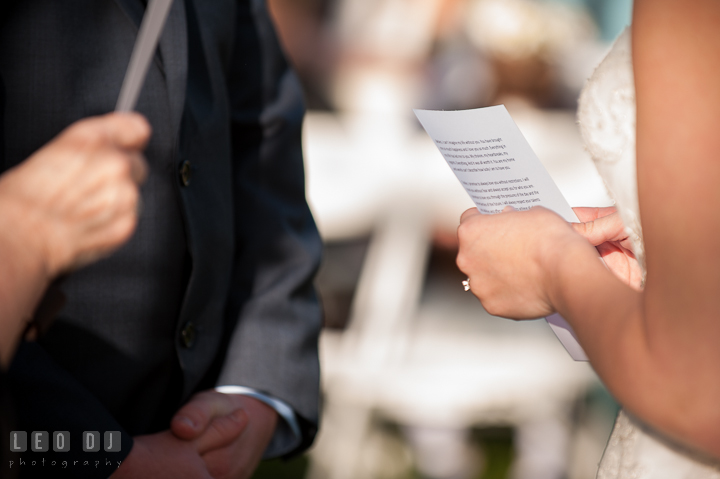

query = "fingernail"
[176, 416, 196, 429]
[230, 409, 247, 424]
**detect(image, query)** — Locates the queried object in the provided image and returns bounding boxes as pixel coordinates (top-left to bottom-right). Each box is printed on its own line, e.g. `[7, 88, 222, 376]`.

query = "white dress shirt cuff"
[215, 385, 302, 458]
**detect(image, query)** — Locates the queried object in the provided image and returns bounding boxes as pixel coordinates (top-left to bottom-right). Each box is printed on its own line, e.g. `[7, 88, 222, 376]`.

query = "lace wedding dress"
[577, 29, 720, 479]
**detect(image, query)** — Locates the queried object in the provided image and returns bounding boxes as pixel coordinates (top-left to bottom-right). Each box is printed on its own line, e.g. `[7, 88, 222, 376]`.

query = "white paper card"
[414, 105, 588, 361]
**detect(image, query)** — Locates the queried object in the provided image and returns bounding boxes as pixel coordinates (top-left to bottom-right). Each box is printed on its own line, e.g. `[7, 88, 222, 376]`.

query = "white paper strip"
[116, 0, 174, 112]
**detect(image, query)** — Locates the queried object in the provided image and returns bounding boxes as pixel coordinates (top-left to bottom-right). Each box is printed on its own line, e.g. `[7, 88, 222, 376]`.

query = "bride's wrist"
[540, 231, 600, 314]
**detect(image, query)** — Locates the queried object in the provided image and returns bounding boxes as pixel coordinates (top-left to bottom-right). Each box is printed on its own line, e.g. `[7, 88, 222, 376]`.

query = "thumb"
[572, 212, 627, 246]
[195, 409, 248, 455]
[171, 391, 237, 440]
[96, 112, 152, 150]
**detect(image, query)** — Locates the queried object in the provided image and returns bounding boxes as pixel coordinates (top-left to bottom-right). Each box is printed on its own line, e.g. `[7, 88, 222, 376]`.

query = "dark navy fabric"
[0, 1, 322, 476]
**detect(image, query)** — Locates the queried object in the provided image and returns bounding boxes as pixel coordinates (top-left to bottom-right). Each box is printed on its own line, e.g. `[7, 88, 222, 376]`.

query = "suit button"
[179, 160, 191, 186]
[180, 321, 196, 349]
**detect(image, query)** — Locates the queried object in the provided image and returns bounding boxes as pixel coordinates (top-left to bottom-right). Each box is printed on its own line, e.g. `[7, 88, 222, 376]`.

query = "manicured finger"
[572, 206, 617, 223]
[502, 205, 516, 213]
[195, 409, 248, 455]
[460, 207, 481, 223]
[572, 212, 627, 246]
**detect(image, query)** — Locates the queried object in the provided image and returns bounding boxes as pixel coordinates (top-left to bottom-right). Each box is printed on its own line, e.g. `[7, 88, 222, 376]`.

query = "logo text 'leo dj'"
[9, 431, 121, 453]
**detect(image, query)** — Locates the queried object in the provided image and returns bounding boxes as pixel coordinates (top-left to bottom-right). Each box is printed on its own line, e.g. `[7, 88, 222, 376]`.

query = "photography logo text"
[8, 431, 122, 470]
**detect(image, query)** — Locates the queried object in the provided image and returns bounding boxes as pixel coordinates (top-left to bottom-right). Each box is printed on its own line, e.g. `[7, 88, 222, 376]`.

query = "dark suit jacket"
[0, 0, 322, 476]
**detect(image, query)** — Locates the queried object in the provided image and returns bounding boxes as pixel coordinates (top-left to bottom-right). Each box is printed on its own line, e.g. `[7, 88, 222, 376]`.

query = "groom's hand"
[171, 390, 278, 479]
[111, 407, 248, 478]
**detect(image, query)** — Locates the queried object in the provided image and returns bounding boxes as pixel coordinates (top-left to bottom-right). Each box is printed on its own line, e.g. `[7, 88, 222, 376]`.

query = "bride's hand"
[456, 205, 592, 320]
[571, 207, 643, 291]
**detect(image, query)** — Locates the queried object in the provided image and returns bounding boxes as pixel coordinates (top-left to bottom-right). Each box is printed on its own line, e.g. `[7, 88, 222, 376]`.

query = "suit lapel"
[158, 0, 188, 139]
[113, 0, 145, 30]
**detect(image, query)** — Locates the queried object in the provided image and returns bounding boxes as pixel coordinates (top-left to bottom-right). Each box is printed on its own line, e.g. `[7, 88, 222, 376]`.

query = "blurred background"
[254, 1, 632, 478]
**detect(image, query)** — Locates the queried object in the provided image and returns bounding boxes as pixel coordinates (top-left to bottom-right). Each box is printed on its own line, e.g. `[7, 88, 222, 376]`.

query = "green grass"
[251, 455, 309, 479]
[250, 427, 515, 479]
[474, 428, 514, 479]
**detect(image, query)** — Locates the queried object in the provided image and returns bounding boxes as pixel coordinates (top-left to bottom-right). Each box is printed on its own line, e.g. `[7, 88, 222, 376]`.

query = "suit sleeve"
[215, 0, 323, 455]
[8, 342, 133, 479]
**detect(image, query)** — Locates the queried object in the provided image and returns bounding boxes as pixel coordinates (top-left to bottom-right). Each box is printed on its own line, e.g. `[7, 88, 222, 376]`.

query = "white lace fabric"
[578, 29, 645, 279]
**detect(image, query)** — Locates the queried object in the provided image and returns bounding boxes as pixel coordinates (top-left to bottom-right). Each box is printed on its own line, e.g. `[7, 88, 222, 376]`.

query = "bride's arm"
[631, 0, 720, 455]
[457, 0, 720, 458]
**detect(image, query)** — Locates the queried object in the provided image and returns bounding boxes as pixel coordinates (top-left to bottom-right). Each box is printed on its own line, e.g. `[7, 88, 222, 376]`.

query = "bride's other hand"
[571, 207, 643, 291]
[456, 205, 595, 320]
